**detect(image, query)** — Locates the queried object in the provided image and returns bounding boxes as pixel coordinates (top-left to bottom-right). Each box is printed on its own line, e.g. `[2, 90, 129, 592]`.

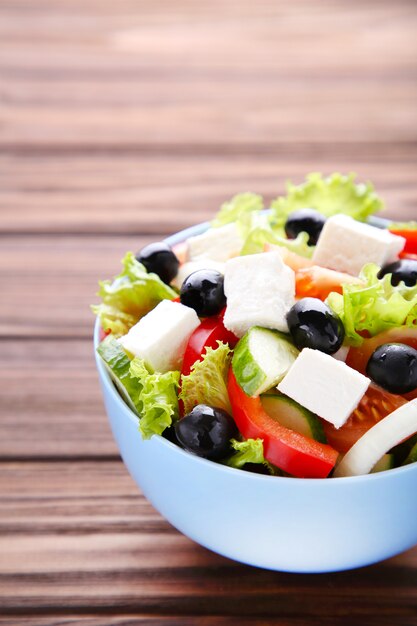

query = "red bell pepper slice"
[181, 310, 238, 376]
[227, 369, 338, 478]
[389, 228, 417, 256]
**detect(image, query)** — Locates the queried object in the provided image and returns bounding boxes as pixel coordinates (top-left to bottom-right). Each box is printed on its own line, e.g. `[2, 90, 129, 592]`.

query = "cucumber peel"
[97, 335, 140, 414]
[403, 440, 417, 466]
[371, 454, 395, 473]
[261, 393, 327, 443]
[232, 327, 299, 396]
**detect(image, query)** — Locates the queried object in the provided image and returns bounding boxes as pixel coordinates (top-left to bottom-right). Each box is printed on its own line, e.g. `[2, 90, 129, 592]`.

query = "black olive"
[175, 404, 238, 460]
[285, 209, 327, 246]
[180, 269, 226, 317]
[135, 242, 179, 284]
[377, 259, 417, 287]
[286, 297, 345, 354]
[366, 343, 417, 394]
[243, 463, 270, 475]
[162, 424, 180, 446]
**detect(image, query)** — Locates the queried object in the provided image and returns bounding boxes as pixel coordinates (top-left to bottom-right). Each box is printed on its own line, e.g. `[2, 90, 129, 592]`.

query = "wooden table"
[1, 1, 416, 624]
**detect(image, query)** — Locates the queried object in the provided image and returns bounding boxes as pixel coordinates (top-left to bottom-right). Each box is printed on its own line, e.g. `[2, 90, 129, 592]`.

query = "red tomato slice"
[323, 385, 407, 454]
[181, 310, 238, 376]
[295, 266, 361, 301]
[400, 252, 417, 261]
[389, 229, 417, 255]
[227, 369, 338, 478]
[346, 327, 417, 400]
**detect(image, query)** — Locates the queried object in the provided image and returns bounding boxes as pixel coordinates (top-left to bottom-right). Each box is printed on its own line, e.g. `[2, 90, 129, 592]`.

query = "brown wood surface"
[1, 0, 416, 624]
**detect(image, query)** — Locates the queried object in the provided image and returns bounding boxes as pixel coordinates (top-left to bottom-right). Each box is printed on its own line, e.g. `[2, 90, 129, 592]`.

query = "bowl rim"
[93, 218, 417, 485]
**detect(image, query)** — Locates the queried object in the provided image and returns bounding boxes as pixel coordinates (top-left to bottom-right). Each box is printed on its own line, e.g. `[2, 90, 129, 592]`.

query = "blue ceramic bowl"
[94, 222, 417, 573]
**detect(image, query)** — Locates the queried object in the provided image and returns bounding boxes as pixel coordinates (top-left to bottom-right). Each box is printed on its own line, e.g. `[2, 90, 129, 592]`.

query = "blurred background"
[2, 1, 417, 338]
[1, 0, 417, 619]
[2, 0, 417, 231]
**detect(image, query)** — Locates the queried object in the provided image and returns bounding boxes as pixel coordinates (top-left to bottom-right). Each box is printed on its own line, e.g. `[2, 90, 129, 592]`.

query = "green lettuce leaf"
[223, 438, 283, 475]
[130, 357, 180, 439]
[223, 438, 265, 469]
[327, 263, 417, 345]
[240, 226, 313, 258]
[179, 341, 232, 414]
[270, 172, 384, 230]
[92, 252, 177, 337]
[237, 201, 313, 258]
[235, 206, 270, 240]
[211, 192, 264, 228]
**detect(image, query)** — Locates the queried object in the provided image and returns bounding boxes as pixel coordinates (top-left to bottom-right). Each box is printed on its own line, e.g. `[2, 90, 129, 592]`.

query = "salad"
[93, 173, 417, 479]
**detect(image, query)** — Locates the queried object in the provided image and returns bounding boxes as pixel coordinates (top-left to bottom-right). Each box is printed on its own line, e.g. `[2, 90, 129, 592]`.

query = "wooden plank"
[0, 610, 290, 626]
[0, 533, 415, 618]
[0, 1, 416, 76]
[2, 93, 416, 147]
[0, 340, 117, 458]
[0, 462, 415, 622]
[0, 0, 415, 233]
[0, 462, 167, 534]
[0, 610, 415, 626]
[0, 156, 416, 234]
[0, 236, 151, 338]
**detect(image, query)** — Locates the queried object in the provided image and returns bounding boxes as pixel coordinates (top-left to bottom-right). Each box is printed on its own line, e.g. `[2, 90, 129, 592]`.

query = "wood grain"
[3, 617, 413, 626]
[0, 236, 150, 337]
[0, 340, 118, 458]
[1, 0, 416, 235]
[1, 0, 417, 623]
[0, 461, 416, 621]
[1, 155, 416, 235]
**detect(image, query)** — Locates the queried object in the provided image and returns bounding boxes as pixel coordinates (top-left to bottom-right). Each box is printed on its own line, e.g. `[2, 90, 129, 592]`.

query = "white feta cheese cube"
[187, 223, 243, 262]
[119, 300, 200, 373]
[277, 348, 370, 428]
[223, 251, 295, 337]
[312, 214, 405, 276]
[171, 259, 225, 290]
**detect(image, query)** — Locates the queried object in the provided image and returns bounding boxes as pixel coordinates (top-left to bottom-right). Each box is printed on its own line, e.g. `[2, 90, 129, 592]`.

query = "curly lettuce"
[130, 357, 180, 439]
[327, 263, 417, 345]
[223, 439, 283, 475]
[92, 252, 177, 337]
[223, 438, 265, 469]
[240, 227, 313, 258]
[179, 341, 232, 414]
[270, 172, 384, 230]
[211, 192, 264, 228]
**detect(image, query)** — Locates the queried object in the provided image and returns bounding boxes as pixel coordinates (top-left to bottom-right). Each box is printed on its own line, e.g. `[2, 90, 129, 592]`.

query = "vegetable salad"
[93, 173, 417, 478]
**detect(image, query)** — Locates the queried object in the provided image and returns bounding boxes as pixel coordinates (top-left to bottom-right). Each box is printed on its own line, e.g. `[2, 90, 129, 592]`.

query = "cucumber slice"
[403, 440, 417, 466]
[391, 432, 417, 466]
[232, 327, 299, 396]
[261, 394, 327, 443]
[97, 336, 140, 414]
[371, 454, 395, 473]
